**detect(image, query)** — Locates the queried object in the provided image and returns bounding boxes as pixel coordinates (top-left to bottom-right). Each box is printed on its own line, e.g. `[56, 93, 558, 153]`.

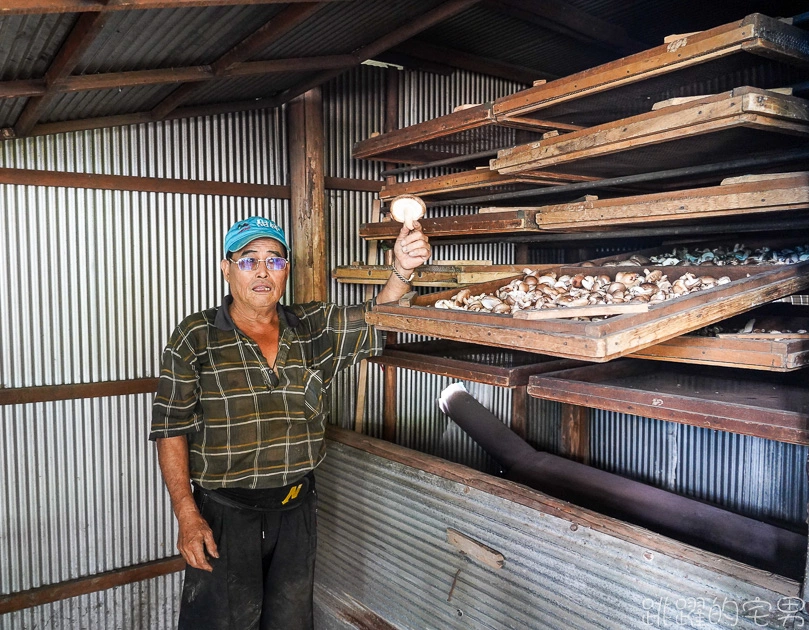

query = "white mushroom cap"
[389, 194, 426, 230]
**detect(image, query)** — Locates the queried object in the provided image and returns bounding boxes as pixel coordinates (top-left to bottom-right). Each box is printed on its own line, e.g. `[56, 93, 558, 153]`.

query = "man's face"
[220, 238, 289, 312]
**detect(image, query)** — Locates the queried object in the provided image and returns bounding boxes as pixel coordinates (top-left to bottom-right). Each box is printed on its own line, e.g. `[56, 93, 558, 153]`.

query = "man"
[150, 216, 430, 630]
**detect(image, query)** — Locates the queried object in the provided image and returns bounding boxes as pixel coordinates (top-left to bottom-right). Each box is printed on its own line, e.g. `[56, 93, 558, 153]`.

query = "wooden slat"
[0, 379, 158, 405]
[512, 303, 648, 320]
[535, 173, 809, 229]
[379, 169, 594, 200]
[446, 528, 504, 569]
[360, 210, 541, 240]
[333, 264, 540, 287]
[0, 0, 342, 14]
[0, 166, 290, 198]
[630, 335, 809, 371]
[0, 556, 185, 615]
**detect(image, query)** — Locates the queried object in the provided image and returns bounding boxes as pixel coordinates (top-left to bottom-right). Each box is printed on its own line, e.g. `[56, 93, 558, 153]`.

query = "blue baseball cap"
[223, 217, 289, 258]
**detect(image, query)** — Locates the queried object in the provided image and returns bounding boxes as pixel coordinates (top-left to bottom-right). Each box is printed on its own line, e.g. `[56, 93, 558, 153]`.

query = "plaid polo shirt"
[150, 296, 383, 489]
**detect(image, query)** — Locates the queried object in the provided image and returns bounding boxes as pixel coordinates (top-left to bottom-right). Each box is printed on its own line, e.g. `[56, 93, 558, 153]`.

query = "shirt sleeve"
[306, 299, 384, 377]
[149, 322, 204, 440]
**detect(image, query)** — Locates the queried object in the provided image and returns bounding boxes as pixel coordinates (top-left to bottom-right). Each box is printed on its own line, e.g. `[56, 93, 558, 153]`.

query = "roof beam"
[13, 8, 114, 137]
[4, 0, 483, 137]
[0, 0, 342, 15]
[263, 0, 483, 110]
[0, 56, 355, 100]
[150, 1, 324, 119]
[392, 39, 556, 84]
[486, 0, 646, 55]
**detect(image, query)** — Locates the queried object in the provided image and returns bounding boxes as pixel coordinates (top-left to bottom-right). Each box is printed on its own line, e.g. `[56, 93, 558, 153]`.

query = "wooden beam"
[14, 9, 114, 136]
[0, 166, 291, 198]
[393, 39, 553, 84]
[0, 379, 159, 406]
[288, 87, 327, 303]
[0, 556, 185, 615]
[6, 0, 480, 136]
[151, 2, 325, 119]
[263, 0, 483, 110]
[0, 0, 342, 14]
[486, 0, 646, 55]
[560, 403, 589, 464]
[510, 385, 528, 440]
[0, 56, 356, 101]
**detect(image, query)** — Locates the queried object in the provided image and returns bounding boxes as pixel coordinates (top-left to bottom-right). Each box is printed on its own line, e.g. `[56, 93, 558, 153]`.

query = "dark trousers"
[177, 484, 318, 630]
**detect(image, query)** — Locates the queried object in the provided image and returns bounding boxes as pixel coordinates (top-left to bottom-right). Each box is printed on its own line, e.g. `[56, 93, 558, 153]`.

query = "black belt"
[195, 473, 312, 512]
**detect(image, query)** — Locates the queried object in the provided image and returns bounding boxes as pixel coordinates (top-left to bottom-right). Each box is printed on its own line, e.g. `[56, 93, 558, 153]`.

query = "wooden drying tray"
[527, 360, 809, 445]
[533, 172, 809, 230]
[366, 261, 809, 362]
[359, 209, 542, 241]
[352, 14, 809, 164]
[492, 87, 809, 178]
[379, 169, 595, 202]
[367, 340, 580, 387]
[631, 304, 809, 371]
[333, 263, 543, 287]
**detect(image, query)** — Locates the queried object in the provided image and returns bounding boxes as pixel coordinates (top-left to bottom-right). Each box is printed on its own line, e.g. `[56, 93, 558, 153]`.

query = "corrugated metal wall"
[1, 64, 806, 629]
[316, 439, 799, 630]
[0, 112, 288, 629]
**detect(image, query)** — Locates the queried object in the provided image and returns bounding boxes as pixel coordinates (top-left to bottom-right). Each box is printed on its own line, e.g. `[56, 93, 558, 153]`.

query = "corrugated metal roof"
[0, 0, 805, 135]
[416, 4, 618, 79]
[0, 13, 74, 81]
[73, 5, 287, 74]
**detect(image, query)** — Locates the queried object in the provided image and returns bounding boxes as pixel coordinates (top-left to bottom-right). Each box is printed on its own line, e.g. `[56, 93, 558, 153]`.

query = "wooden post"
[510, 386, 528, 441]
[514, 243, 530, 266]
[560, 403, 589, 464]
[288, 87, 327, 303]
[381, 67, 400, 443]
[802, 453, 809, 603]
[354, 200, 382, 434]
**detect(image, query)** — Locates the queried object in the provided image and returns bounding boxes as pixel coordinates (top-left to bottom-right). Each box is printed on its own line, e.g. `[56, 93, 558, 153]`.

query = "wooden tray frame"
[353, 14, 809, 164]
[492, 88, 809, 175]
[368, 340, 580, 387]
[632, 334, 809, 371]
[379, 169, 594, 201]
[359, 173, 809, 239]
[631, 304, 809, 371]
[536, 172, 809, 230]
[366, 261, 809, 362]
[526, 360, 809, 444]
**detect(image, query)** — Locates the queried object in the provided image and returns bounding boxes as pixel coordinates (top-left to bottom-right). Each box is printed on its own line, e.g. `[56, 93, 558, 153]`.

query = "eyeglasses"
[230, 257, 289, 272]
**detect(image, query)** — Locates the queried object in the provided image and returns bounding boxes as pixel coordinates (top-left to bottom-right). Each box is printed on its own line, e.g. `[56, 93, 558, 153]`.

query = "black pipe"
[438, 383, 805, 579]
[426, 147, 809, 208]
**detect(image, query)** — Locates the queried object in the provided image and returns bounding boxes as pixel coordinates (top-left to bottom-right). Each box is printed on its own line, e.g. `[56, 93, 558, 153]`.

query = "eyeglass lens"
[236, 257, 288, 272]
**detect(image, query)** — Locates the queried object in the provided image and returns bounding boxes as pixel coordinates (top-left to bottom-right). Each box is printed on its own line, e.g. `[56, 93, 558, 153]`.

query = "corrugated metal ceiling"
[0, 0, 805, 135]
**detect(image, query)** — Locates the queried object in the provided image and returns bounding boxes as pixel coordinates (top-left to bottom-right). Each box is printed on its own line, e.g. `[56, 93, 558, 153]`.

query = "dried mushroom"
[434, 268, 731, 317]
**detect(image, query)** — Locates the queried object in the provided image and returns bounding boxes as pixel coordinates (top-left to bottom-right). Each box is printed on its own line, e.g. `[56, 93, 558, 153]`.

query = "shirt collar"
[214, 295, 300, 331]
